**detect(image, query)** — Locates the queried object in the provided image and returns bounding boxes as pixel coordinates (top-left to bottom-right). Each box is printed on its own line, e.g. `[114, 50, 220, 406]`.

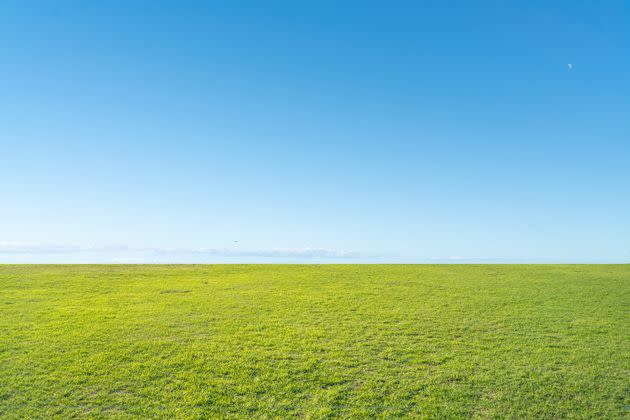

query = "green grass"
[1, 265, 628, 418]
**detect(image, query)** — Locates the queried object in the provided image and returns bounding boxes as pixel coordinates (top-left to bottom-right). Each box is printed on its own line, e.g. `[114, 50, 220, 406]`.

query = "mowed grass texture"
[1, 265, 628, 418]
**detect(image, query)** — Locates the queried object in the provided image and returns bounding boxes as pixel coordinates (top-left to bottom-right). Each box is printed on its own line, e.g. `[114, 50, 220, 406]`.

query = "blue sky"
[1, 1, 629, 263]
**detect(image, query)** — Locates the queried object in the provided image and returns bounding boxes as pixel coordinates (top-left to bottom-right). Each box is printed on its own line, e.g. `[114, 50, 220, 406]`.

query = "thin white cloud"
[0, 242, 360, 262]
[430, 256, 483, 261]
[2, 243, 624, 264]
[0, 242, 81, 254]
[166, 247, 360, 258]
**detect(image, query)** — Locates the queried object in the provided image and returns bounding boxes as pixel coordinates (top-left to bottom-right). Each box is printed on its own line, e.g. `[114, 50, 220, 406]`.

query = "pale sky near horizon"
[2, 1, 629, 263]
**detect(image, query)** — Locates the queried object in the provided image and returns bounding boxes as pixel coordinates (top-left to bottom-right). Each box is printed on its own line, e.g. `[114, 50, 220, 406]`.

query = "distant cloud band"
[0, 242, 359, 262]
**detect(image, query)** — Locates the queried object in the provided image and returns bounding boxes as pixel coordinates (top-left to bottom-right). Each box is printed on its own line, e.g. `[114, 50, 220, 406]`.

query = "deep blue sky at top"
[1, 1, 629, 262]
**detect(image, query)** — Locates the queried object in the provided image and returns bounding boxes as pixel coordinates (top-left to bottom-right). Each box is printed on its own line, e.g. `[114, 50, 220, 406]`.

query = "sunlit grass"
[1, 264, 628, 418]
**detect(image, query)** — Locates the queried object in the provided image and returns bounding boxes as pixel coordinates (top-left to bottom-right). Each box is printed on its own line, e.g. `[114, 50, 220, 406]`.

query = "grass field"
[1, 265, 628, 418]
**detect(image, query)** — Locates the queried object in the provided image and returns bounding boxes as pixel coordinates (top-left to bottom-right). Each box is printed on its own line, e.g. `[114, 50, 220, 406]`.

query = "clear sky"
[1, 1, 629, 263]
